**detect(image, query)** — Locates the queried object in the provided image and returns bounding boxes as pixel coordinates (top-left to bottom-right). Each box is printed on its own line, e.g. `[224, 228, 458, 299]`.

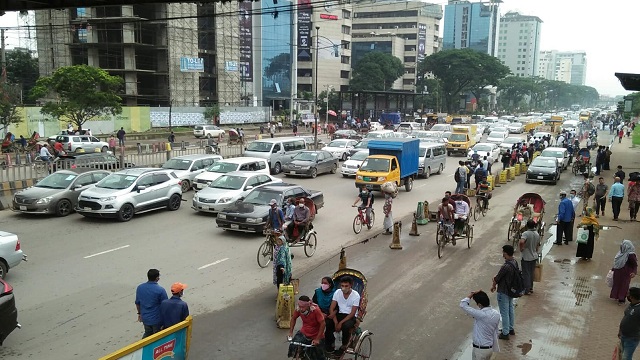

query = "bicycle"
[257, 229, 278, 268]
[352, 205, 375, 234]
[473, 194, 489, 221]
[288, 339, 317, 360]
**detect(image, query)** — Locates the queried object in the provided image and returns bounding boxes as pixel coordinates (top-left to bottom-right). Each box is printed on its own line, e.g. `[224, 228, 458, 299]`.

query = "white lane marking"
[84, 245, 130, 259]
[198, 258, 229, 270]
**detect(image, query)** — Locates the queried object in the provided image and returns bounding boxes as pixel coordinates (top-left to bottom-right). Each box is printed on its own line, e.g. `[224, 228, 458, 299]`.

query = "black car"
[0, 278, 20, 345]
[332, 130, 362, 141]
[525, 156, 561, 185]
[349, 139, 370, 157]
[216, 183, 324, 234]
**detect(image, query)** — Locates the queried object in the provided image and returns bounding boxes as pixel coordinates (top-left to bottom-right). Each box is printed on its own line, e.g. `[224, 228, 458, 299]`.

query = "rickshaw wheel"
[353, 333, 373, 359]
[304, 233, 317, 257]
[507, 221, 515, 242]
[467, 226, 473, 249]
[473, 205, 480, 221]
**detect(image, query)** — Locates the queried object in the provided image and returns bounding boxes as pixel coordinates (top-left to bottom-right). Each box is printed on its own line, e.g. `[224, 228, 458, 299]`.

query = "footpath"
[491, 133, 640, 360]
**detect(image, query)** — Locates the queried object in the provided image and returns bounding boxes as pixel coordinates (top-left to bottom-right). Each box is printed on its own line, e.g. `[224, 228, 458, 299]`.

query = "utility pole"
[1, 28, 6, 83]
[289, 5, 297, 127]
[313, 26, 319, 149]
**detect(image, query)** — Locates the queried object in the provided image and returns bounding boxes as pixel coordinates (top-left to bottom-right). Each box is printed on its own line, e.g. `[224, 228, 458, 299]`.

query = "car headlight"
[301, 166, 310, 170]
[218, 197, 232, 203]
[357, 175, 363, 180]
[377, 177, 386, 182]
[218, 214, 226, 219]
[246, 218, 261, 223]
[101, 196, 116, 202]
[36, 196, 53, 204]
[193, 195, 199, 202]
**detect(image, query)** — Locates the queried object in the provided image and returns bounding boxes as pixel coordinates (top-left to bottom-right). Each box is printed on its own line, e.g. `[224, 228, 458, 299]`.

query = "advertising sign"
[297, 0, 312, 61]
[225, 61, 239, 72]
[239, 1, 253, 82]
[417, 23, 427, 62]
[179, 57, 204, 72]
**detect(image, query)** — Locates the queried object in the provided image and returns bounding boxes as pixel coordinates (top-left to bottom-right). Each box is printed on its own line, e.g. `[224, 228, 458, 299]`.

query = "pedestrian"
[273, 233, 292, 293]
[455, 161, 467, 194]
[260, 124, 265, 134]
[383, 192, 393, 235]
[575, 207, 601, 261]
[603, 147, 612, 171]
[608, 177, 625, 221]
[160, 282, 189, 329]
[501, 150, 510, 171]
[239, 128, 245, 143]
[292, 123, 298, 137]
[594, 177, 608, 217]
[519, 219, 541, 295]
[611, 240, 638, 305]
[624, 124, 630, 138]
[618, 287, 640, 360]
[459, 290, 500, 360]
[619, 128, 625, 143]
[579, 174, 595, 215]
[491, 245, 518, 340]
[616, 166, 626, 185]
[569, 189, 581, 216]
[135, 269, 168, 338]
[465, 161, 474, 190]
[312, 277, 337, 352]
[628, 179, 640, 221]
[168, 131, 175, 145]
[108, 135, 117, 153]
[270, 124, 276, 138]
[595, 146, 604, 175]
[555, 190, 575, 245]
[117, 127, 126, 147]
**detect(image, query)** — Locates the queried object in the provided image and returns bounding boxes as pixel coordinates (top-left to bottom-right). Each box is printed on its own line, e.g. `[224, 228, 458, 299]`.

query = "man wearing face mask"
[328, 277, 361, 356]
[555, 190, 575, 245]
[287, 199, 310, 242]
[288, 295, 326, 360]
[267, 199, 285, 232]
[352, 185, 373, 227]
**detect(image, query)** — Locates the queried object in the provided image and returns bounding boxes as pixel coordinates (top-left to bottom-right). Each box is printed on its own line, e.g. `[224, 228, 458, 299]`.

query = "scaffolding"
[214, 2, 242, 106]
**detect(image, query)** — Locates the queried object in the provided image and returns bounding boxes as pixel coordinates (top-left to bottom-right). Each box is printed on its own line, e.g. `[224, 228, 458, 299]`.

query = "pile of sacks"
[381, 181, 398, 198]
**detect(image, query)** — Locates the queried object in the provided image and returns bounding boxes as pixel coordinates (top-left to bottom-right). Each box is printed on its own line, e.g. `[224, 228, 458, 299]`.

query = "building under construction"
[34, 3, 243, 107]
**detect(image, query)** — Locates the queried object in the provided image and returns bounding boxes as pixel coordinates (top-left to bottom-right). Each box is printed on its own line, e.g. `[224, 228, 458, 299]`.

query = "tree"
[497, 76, 536, 111]
[316, 89, 340, 114]
[203, 104, 220, 124]
[0, 83, 22, 133]
[6, 49, 39, 104]
[350, 52, 404, 91]
[30, 65, 123, 127]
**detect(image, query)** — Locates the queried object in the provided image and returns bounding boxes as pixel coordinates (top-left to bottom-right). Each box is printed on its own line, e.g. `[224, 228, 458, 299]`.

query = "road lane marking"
[198, 258, 229, 270]
[84, 245, 130, 259]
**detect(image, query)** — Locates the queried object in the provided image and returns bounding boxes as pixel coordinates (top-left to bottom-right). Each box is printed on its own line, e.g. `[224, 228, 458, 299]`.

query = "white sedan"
[322, 139, 358, 161]
[192, 171, 282, 213]
[486, 131, 508, 144]
[369, 122, 385, 131]
[341, 150, 369, 177]
[0, 230, 26, 278]
[507, 122, 525, 134]
[467, 142, 499, 162]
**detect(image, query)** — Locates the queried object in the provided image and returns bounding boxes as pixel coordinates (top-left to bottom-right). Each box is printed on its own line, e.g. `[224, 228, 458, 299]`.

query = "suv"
[55, 135, 109, 153]
[76, 168, 183, 222]
[194, 125, 225, 138]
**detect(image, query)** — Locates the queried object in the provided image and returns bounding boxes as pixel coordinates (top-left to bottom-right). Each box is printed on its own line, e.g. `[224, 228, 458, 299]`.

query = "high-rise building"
[442, 0, 500, 56]
[537, 50, 587, 85]
[350, 1, 443, 91]
[496, 11, 542, 77]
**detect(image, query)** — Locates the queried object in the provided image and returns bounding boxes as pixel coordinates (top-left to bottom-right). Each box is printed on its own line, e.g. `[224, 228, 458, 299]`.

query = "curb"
[0, 179, 36, 211]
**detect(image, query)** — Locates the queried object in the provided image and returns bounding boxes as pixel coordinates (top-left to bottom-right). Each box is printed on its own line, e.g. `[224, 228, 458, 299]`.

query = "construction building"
[442, 0, 500, 56]
[34, 4, 242, 107]
[537, 50, 588, 86]
[496, 11, 542, 78]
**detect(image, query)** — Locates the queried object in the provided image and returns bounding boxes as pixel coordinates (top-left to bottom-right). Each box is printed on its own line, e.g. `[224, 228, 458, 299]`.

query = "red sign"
[153, 339, 176, 360]
[320, 14, 338, 20]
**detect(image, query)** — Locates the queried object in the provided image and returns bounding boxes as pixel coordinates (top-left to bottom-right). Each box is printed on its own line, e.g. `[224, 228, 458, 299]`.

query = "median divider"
[509, 167, 516, 180]
[514, 163, 521, 175]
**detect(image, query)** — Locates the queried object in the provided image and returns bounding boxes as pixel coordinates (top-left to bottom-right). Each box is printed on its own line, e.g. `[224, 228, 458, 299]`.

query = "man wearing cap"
[135, 269, 168, 338]
[555, 190, 575, 245]
[160, 282, 190, 329]
[266, 199, 285, 232]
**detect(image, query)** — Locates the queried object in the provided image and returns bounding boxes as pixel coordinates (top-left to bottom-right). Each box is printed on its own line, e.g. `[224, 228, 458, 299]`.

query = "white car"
[507, 122, 525, 134]
[192, 171, 281, 213]
[397, 122, 421, 134]
[0, 231, 26, 278]
[540, 147, 569, 171]
[369, 122, 385, 131]
[194, 125, 225, 138]
[499, 137, 525, 154]
[161, 154, 222, 192]
[468, 142, 499, 162]
[413, 131, 446, 143]
[193, 157, 270, 190]
[486, 131, 508, 144]
[341, 150, 368, 177]
[531, 132, 552, 144]
[430, 124, 452, 133]
[322, 139, 358, 161]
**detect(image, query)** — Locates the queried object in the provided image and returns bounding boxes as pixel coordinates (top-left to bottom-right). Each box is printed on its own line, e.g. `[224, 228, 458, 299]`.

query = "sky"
[0, 0, 638, 96]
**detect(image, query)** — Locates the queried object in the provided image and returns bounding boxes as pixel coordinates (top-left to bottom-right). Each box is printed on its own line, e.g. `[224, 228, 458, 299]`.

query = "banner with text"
[417, 23, 427, 62]
[239, 1, 254, 82]
[297, 0, 312, 61]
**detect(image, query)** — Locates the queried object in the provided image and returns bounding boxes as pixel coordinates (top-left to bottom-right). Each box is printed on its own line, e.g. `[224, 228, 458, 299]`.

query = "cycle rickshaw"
[257, 197, 318, 268]
[289, 268, 373, 360]
[228, 128, 243, 146]
[506, 193, 546, 248]
[436, 194, 474, 259]
[572, 148, 591, 176]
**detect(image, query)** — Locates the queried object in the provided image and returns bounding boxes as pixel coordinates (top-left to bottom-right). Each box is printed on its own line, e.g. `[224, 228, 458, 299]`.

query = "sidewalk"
[493, 133, 640, 359]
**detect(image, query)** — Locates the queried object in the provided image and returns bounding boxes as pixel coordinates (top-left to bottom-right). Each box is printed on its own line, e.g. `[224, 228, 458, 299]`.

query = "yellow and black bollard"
[390, 221, 403, 249]
[409, 212, 420, 236]
[338, 248, 347, 270]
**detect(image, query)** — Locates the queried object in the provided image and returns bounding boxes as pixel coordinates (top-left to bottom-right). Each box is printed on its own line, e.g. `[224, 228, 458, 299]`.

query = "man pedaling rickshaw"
[476, 178, 491, 210]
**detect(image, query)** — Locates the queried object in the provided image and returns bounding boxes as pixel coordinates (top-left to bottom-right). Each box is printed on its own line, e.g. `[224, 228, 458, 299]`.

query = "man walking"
[519, 220, 540, 295]
[160, 282, 189, 329]
[594, 177, 609, 217]
[618, 287, 640, 360]
[135, 269, 168, 338]
[555, 190, 575, 245]
[455, 161, 467, 194]
[460, 290, 500, 360]
[491, 245, 518, 340]
[117, 127, 126, 147]
[616, 166, 626, 185]
[608, 177, 625, 221]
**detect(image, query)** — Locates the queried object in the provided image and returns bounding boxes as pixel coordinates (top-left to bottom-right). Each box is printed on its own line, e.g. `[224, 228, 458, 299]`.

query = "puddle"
[572, 276, 593, 306]
[517, 340, 533, 355]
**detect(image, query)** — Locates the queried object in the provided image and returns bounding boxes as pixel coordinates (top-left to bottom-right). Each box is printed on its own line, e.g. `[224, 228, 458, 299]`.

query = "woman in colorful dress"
[611, 240, 638, 305]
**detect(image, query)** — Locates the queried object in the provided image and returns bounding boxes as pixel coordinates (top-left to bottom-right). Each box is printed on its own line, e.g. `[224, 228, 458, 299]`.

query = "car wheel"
[341, 153, 347, 161]
[310, 167, 317, 178]
[181, 180, 191, 193]
[0, 261, 6, 279]
[273, 162, 282, 174]
[117, 203, 135, 222]
[75, 147, 83, 153]
[206, 133, 212, 139]
[168, 193, 182, 211]
[330, 163, 337, 174]
[55, 199, 72, 217]
[101, 146, 109, 152]
[437, 164, 444, 174]
[424, 167, 430, 179]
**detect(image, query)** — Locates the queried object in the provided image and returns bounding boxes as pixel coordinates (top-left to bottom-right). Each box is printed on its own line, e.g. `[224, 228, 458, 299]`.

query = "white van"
[365, 130, 394, 139]
[193, 157, 270, 190]
[418, 143, 447, 178]
[243, 137, 306, 174]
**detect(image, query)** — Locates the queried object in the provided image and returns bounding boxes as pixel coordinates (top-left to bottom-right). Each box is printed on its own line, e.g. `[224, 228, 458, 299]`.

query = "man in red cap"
[160, 282, 190, 329]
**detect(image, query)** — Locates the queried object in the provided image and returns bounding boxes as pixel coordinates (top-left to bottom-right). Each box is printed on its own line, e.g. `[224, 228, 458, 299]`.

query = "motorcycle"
[204, 142, 220, 155]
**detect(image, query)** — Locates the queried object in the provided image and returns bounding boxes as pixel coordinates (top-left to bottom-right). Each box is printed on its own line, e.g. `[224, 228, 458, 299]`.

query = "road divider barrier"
[499, 170, 508, 184]
[514, 163, 521, 175]
[409, 212, 420, 236]
[487, 174, 495, 189]
[509, 167, 516, 180]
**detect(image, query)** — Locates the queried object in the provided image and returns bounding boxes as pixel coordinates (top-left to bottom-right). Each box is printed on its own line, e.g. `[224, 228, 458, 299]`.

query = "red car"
[0, 278, 20, 345]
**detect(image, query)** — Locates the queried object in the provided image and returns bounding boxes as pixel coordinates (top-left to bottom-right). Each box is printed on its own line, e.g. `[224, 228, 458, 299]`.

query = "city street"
[0, 134, 587, 360]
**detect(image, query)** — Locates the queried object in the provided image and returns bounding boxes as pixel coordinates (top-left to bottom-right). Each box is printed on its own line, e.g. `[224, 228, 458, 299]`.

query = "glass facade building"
[442, 1, 499, 56]
[260, 0, 293, 107]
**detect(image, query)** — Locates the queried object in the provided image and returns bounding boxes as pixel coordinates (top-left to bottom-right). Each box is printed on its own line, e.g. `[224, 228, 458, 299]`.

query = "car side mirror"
[347, 156, 351, 160]
[74, 184, 84, 190]
[137, 185, 147, 192]
[245, 186, 254, 191]
[317, 159, 321, 163]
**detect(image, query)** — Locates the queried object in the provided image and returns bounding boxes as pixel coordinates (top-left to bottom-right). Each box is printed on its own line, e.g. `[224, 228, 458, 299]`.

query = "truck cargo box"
[368, 138, 419, 179]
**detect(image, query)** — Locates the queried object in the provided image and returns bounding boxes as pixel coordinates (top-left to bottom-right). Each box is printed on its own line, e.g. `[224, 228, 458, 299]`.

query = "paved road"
[0, 132, 587, 359]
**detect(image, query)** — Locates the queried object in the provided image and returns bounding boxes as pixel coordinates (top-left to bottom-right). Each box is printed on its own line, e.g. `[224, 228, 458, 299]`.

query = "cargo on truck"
[379, 113, 402, 129]
[355, 138, 419, 192]
[446, 125, 478, 156]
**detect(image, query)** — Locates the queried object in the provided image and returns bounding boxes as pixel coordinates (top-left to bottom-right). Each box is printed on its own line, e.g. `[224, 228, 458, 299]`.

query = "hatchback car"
[192, 172, 281, 214]
[76, 168, 183, 222]
[468, 143, 499, 161]
[161, 154, 222, 192]
[55, 135, 110, 153]
[341, 150, 369, 177]
[0, 231, 26, 279]
[332, 129, 361, 141]
[507, 122, 525, 134]
[282, 150, 338, 178]
[526, 156, 561, 184]
[0, 278, 20, 345]
[540, 147, 569, 171]
[322, 139, 358, 161]
[194, 125, 225, 138]
[13, 169, 110, 217]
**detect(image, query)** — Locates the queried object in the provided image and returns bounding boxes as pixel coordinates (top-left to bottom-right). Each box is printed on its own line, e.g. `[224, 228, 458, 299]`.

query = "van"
[193, 157, 270, 190]
[418, 143, 447, 178]
[365, 130, 394, 139]
[243, 137, 306, 174]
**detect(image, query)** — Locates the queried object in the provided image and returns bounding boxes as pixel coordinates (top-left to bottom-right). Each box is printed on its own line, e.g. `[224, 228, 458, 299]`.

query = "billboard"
[417, 23, 427, 62]
[297, 0, 312, 61]
[179, 57, 204, 72]
[239, 1, 253, 82]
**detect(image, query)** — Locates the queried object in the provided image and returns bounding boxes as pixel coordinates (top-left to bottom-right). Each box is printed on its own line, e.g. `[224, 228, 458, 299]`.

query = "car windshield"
[532, 158, 557, 167]
[541, 150, 563, 158]
[243, 189, 282, 206]
[449, 133, 467, 142]
[96, 173, 138, 190]
[293, 152, 318, 162]
[419, 148, 427, 157]
[36, 172, 77, 189]
[206, 162, 239, 173]
[360, 158, 390, 172]
[162, 158, 192, 170]
[354, 141, 368, 149]
[209, 175, 246, 190]
[503, 138, 520, 144]
[327, 141, 346, 148]
[510, 123, 523, 127]
[351, 151, 369, 161]
[489, 132, 505, 138]
[431, 125, 448, 132]
[246, 142, 272, 152]
[473, 144, 492, 152]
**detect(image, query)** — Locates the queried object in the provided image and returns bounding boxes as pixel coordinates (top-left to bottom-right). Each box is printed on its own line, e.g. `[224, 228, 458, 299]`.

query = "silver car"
[55, 135, 110, 153]
[76, 168, 183, 222]
[12, 169, 110, 217]
[192, 171, 281, 213]
[0, 231, 27, 278]
[161, 154, 222, 192]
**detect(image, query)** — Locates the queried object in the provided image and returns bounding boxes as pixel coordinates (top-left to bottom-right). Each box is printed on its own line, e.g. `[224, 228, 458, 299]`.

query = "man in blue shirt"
[609, 177, 625, 221]
[160, 282, 190, 329]
[266, 199, 285, 232]
[135, 269, 168, 338]
[555, 190, 575, 245]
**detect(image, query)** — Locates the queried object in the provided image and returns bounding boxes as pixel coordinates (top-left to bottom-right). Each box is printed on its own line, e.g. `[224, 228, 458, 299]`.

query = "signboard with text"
[297, 0, 312, 61]
[239, 1, 254, 82]
[179, 57, 204, 72]
[417, 23, 427, 62]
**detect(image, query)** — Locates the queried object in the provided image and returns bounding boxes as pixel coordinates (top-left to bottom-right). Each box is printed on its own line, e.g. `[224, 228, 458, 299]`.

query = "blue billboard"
[180, 57, 204, 72]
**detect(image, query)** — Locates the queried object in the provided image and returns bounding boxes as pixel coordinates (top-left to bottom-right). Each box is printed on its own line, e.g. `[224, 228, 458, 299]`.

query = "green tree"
[30, 65, 123, 127]
[203, 104, 220, 123]
[497, 76, 536, 111]
[6, 49, 39, 104]
[316, 89, 340, 114]
[0, 83, 22, 133]
[350, 52, 403, 91]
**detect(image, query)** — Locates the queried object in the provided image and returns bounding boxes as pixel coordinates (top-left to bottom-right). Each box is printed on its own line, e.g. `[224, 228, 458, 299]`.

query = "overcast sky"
[0, 0, 636, 96]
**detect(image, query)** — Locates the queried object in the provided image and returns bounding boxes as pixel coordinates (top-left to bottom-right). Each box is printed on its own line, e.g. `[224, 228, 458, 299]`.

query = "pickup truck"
[355, 138, 419, 192]
[446, 125, 478, 156]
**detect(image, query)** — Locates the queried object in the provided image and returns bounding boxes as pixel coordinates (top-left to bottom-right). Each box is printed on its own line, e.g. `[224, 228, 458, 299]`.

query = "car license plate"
[84, 207, 92, 211]
[201, 205, 209, 210]
[537, 176, 544, 179]
[290, 171, 296, 175]
[364, 177, 371, 181]
[19, 206, 26, 211]
[231, 224, 239, 229]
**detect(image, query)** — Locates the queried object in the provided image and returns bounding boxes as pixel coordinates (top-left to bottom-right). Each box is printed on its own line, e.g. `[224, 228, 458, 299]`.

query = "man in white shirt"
[39, 144, 54, 164]
[328, 277, 361, 355]
[460, 290, 500, 360]
[454, 199, 470, 235]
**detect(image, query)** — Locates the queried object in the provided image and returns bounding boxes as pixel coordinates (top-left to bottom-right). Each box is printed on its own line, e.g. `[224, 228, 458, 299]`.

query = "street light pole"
[314, 26, 320, 149]
[324, 85, 333, 128]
